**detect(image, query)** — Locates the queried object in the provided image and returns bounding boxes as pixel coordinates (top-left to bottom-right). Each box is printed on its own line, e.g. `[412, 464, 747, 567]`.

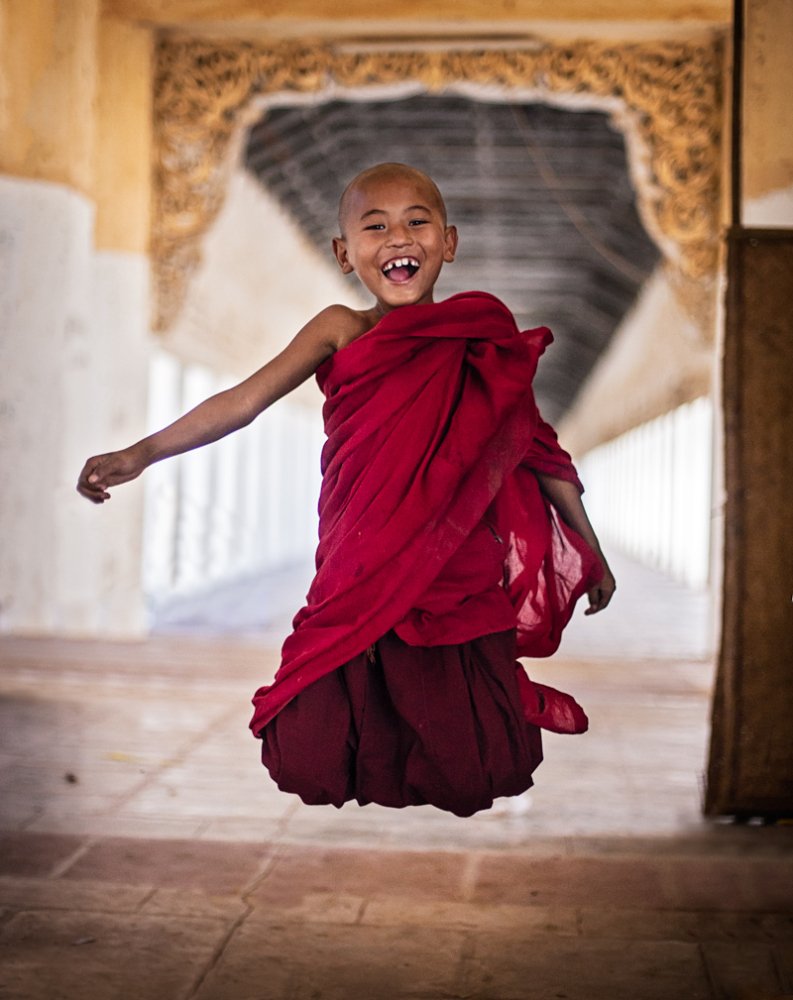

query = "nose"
[386, 223, 413, 246]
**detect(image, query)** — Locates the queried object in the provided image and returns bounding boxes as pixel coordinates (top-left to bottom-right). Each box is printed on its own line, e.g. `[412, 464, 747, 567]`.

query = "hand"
[76, 446, 147, 504]
[585, 561, 616, 615]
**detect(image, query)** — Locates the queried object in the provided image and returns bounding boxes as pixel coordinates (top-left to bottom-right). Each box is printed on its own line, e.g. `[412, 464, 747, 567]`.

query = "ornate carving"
[153, 36, 724, 331]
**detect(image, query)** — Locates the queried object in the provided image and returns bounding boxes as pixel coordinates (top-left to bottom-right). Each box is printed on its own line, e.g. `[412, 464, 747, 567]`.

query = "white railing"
[142, 350, 323, 605]
[576, 397, 714, 589]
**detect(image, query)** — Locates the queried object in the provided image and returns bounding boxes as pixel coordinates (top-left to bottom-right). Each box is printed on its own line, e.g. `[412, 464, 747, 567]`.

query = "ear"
[332, 237, 354, 274]
[443, 225, 459, 263]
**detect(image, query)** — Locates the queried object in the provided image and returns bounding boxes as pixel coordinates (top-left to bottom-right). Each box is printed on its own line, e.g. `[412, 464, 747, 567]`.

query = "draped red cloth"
[250, 292, 602, 738]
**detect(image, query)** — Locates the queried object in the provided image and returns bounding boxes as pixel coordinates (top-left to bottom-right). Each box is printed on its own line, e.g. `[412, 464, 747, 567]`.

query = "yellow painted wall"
[94, 16, 153, 253]
[0, 2, 152, 253]
[742, 0, 793, 202]
[105, 0, 731, 27]
[0, 0, 98, 194]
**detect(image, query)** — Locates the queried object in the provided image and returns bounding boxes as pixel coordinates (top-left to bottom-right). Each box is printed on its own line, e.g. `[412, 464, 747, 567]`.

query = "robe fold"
[249, 291, 602, 740]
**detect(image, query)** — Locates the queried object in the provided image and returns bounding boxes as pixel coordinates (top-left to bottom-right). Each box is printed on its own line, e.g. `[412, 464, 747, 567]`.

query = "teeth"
[382, 257, 420, 273]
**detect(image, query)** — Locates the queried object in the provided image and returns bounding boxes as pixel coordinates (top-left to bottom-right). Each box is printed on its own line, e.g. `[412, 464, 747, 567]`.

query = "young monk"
[77, 162, 616, 817]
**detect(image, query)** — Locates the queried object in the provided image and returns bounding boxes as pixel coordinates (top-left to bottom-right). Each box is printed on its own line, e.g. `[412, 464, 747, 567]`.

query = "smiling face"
[332, 165, 458, 315]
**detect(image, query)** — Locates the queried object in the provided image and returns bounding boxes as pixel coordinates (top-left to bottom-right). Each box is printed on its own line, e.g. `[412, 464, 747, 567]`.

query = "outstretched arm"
[77, 305, 358, 504]
[535, 472, 617, 615]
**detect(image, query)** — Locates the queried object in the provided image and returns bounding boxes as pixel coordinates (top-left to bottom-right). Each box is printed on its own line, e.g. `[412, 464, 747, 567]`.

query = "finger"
[87, 463, 109, 486]
[79, 456, 104, 480]
[593, 584, 615, 613]
[82, 455, 115, 487]
[77, 489, 109, 503]
[584, 584, 611, 614]
[76, 481, 111, 503]
[77, 490, 107, 504]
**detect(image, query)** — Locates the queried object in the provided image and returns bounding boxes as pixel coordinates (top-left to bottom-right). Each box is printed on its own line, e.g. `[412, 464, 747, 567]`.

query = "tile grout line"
[240, 848, 283, 900]
[178, 801, 289, 999]
[47, 836, 100, 880]
[106, 700, 245, 818]
[453, 928, 477, 1000]
[354, 897, 368, 925]
[181, 902, 253, 1000]
[134, 886, 158, 913]
[459, 852, 481, 904]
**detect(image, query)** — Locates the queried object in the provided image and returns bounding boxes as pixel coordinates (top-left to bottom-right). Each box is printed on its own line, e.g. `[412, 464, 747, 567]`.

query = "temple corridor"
[3, 1, 793, 996]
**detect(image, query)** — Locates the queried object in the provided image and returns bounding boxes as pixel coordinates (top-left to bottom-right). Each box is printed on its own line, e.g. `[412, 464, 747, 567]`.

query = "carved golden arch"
[152, 36, 724, 332]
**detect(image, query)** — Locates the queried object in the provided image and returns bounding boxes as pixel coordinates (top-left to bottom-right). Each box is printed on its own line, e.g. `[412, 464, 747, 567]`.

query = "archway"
[150, 36, 724, 340]
[147, 35, 727, 824]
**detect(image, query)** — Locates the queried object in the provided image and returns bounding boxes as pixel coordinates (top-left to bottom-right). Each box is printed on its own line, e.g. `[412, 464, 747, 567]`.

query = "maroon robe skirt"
[260, 628, 543, 817]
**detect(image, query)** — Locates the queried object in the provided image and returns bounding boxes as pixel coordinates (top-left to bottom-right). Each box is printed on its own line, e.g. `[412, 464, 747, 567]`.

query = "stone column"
[0, 2, 153, 635]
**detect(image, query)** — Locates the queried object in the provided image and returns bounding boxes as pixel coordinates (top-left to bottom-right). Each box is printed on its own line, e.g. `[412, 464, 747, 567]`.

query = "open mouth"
[382, 257, 420, 283]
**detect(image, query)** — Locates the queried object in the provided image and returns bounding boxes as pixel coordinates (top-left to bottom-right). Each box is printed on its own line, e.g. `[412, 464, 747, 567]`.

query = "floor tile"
[0, 876, 149, 914]
[461, 934, 711, 1000]
[60, 837, 272, 895]
[701, 941, 785, 999]
[361, 897, 579, 934]
[0, 909, 227, 1000]
[0, 832, 85, 878]
[578, 906, 793, 943]
[472, 854, 667, 909]
[248, 844, 468, 907]
[193, 918, 467, 1000]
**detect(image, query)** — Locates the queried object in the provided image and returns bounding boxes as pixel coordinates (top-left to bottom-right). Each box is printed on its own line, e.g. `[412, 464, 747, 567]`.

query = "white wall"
[559, 266, 715, 457]
[0, 176, 151, 635]
[744, 184, 793, 227]
[161, 166, 367, 400]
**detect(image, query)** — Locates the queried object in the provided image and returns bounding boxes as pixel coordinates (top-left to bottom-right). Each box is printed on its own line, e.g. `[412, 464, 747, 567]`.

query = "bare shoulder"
[312, 303, 378, 352]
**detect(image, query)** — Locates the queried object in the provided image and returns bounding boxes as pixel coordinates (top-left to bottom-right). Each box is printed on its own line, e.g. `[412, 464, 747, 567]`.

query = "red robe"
[249, 292, 601, 738]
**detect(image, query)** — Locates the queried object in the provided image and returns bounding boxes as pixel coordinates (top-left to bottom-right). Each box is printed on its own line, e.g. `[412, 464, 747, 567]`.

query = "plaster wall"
[161, 167, 367, 401]
[558, 267, 715, 456]
[104, 0, 731, 39]
[64, 249, 151, 635]
[94, 15, 153, 254]
[742, 0, 793, 226]
[0, 177, 150, 636]
[0, 0, 98, 193]
[0, 2, 157, 636]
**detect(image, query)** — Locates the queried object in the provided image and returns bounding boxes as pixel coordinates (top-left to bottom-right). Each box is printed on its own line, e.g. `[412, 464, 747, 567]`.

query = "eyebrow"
[359, 204, 434, 220]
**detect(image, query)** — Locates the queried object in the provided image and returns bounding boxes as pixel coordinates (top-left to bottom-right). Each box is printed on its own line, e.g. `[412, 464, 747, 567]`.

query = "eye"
[363, 223, 385, 231]
[408, 218, 429, 227]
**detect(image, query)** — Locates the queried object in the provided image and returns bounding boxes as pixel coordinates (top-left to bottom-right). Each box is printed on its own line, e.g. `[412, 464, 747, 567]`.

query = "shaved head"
[337, 162, 448, 234]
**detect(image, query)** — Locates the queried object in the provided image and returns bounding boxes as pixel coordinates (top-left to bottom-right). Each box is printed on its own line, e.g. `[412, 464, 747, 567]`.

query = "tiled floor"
[1, 553, 791, 999]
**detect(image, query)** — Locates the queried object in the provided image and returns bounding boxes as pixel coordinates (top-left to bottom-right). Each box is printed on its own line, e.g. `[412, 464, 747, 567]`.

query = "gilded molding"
[153, 37, 724, 331]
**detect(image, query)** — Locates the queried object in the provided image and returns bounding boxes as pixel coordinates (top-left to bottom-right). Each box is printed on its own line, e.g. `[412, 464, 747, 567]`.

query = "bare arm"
[535, 472, 617, 615]
[77, 305, 359, 504]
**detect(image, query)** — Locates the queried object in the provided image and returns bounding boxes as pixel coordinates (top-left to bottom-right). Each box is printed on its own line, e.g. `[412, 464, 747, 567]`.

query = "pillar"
[0, 2, 153, 635]
[706, 0, 793, 816]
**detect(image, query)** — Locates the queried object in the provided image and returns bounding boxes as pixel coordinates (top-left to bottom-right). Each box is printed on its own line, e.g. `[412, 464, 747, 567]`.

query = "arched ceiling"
[244, 95, 659, 422]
